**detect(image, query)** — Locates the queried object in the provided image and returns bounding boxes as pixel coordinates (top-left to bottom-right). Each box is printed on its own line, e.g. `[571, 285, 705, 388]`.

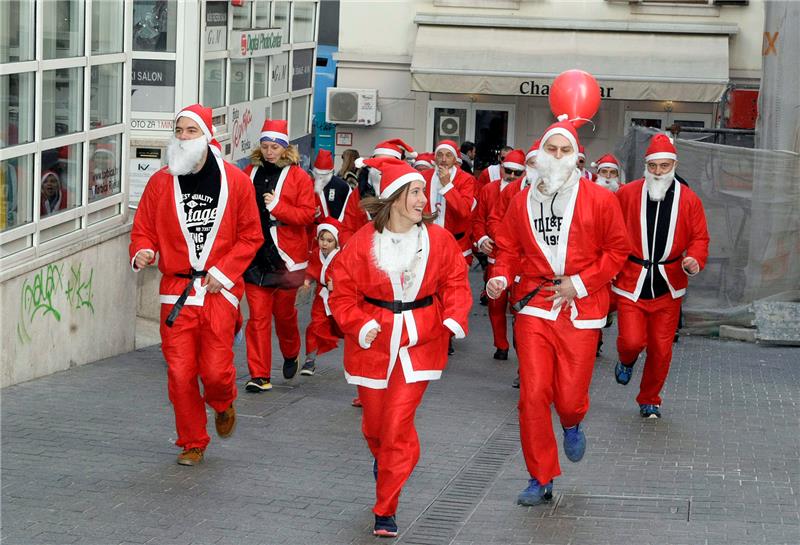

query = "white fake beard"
[535, 152, 579, 196]
[167, 136, 208, 176]
[644, 168, 675, 202]
[525, 166, 539, 186]
[596, 176, 620, 192]
[313, 171, 333, 193]
[368, 168, 382, 194]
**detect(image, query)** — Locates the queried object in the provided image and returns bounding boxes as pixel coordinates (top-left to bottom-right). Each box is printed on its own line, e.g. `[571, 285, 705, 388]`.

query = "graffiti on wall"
[17, 261, 95, 344]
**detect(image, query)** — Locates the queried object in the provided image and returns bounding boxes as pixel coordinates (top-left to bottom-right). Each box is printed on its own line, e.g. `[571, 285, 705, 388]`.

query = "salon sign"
[230, 29, 283, 58]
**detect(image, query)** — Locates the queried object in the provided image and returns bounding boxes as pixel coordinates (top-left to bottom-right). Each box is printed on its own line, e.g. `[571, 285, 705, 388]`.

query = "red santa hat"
[373, 138, 417, 159]
[435, 139, 459, 160]
[176, 104, 215, 142]
[539, 115, 580, 154]
[412, 152, 435, 169]
[41, 170, 60, 185]
[578, 145, 587, 160]
[209, 138, 223, 157]
[526, 138, 542, 161]
[591, 153, 621, 171]
[260, 119, 289, 147]
[313, 149, 334, 174]
[502, 149, 526, 172]
[645, 133, 677, 162]
[316, 216, 343, 243]
[354, 156, 425, 200]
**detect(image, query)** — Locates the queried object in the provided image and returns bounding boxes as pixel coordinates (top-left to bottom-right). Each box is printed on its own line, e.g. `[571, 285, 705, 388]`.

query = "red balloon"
[549, 70, 601, 128]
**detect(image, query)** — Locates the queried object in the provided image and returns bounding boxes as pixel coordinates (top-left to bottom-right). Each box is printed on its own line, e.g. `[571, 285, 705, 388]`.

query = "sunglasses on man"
[504, 167, 524, 176]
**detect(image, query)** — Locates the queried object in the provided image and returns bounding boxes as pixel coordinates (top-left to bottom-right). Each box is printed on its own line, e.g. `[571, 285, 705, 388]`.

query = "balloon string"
[571, 117, 597, 132]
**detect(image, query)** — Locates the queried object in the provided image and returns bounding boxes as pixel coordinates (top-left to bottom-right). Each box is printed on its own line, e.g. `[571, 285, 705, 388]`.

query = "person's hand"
[326, 279, 334, 291]
[682, 256, 700, 275]
[134, 250, 155, 269]
[263, 191, 274, 207]
[486, 278, 506, 299]
[438, 166, 452, 186]
[543, 276, 577, 309]
[298, 279, 312, 296]
[365, 326, 381, 345]
[203, 274, 224, 294]
[479, 239, 494, 254]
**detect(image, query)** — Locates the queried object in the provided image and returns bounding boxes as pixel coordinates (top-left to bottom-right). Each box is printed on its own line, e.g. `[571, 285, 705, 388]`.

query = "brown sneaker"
[177, 447, 204, 466]
[215, 404, 236, 438]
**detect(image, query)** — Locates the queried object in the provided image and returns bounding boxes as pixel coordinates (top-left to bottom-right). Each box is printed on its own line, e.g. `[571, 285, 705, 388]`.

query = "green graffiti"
[65, 263, 95, 313]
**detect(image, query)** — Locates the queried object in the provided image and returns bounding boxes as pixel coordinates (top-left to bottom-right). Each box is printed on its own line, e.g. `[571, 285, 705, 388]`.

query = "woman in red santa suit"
[241, 119, 315, 392]
[487, 117, 629, 506]
[329, 157, 471, 538]
[299, 218, 344, 376]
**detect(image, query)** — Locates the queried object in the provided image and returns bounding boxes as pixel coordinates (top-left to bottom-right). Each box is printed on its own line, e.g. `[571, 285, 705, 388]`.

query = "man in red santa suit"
[487, 140, 541, 242]
[612, 134, 709, 419]
[329, 157, 471, 538]
[311, 149, 355, 225]
[241, 119, 316, 393]
[473, 148, 526, 360]
[591, 153, 625, 193]
[422, 139, 476, 265]
[341, 138, 416, 240]
[487, 117, 629, 505]
[129, 104, 263, 466]
[476, 145, 513, 195]
[577, 145, 597, 181]
[412, 152, 435, 172]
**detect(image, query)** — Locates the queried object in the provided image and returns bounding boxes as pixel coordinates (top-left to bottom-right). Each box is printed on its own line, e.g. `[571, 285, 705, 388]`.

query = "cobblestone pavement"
[2, 271, 798, 545]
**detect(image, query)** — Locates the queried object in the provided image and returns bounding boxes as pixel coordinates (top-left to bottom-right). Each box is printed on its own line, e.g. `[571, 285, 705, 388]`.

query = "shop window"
[1, 72, 35, 148]
[40, 143, 82, 218]
[88, 135, 122, 203]
[205, 1, 228, 52]
[91, 63, 124, 128]
[203, 59, 226, 108]
[291, 49, 313, 91]
[255, 1, 272, 28]
[292, 2, 315, 43]
[42, 67, 84, 139]
[253, 57, 269, 99]
[232, 0, 252, 29]
[272, 2, 290, 43]
[133, 0, 177, 52]
[92, 0, 124, 54]
[270, 51, 289, 96]
[290, 95, 309, 138]
[0, 154, 33, 233]
[272, 99, 287, 121]
[131, 59, 176, 113]
[230, 59, 250, 105]
[43, 0, 84, 59]
[0, 0, 36, 63]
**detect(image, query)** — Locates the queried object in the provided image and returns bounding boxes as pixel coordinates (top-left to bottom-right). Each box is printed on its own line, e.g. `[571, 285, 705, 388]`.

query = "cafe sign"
[230, 29, 283, 59]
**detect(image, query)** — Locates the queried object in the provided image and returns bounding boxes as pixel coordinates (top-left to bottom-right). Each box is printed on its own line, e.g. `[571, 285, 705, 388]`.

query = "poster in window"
[291, 49, 313, 91]
[205, 1, 228, 52]
[131, 59, 175, 113]
[270, 52, 289, 96]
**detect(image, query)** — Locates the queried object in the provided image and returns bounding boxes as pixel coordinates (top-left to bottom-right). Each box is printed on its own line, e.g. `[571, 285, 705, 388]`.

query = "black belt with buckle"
[628, 255, 681, 269]
[510, 278, 559, 313]
[364, 295, 434, 314]
[166, 269, 208, 327]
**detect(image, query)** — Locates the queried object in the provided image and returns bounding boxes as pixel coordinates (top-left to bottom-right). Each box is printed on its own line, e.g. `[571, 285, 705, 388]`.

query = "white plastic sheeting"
[617, 127, 800, 334]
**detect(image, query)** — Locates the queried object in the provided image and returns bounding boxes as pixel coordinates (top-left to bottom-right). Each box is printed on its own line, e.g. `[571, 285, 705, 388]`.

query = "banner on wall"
[230, 29, 283, 59]
[228, 97, 272, 163]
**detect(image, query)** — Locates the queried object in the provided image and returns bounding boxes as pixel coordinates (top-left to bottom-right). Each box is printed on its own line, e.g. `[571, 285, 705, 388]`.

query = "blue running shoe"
[562, 423, 586, 462]
[517, 478, 554, 506]
[639, 404, 661, 419]
[615, 361, 634, 385]
[373, 458, 378, 481]
[373, 514, 398, 537]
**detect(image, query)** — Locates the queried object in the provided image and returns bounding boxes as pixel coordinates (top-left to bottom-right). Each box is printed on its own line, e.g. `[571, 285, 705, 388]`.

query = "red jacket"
[130, 155, 263, 310]
[422, 167, 476, 258]
[329, 223, 472, 389]
[476, 163, 502, 196]
[492, 178, 630, 328]
[306, 247, 340, 315]
[487, 176, 528, 243]
[612, 179, 709, 301]
[472, 178, 517, 262]
[243, 162, 315, 271]
[340, 192, 368, 244]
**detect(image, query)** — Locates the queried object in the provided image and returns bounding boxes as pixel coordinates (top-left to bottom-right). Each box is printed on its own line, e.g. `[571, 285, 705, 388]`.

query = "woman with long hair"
[337, 148, 360, 188]
[241, 119, 315, 392]
[329, 157, 471, 537]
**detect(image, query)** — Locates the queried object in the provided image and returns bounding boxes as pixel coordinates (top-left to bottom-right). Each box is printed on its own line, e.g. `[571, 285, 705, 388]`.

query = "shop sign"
[230, 29, 283, 59]
[128, 152, 164, 209]
[270, 51, 289, 95]
[291, 49, 314, 91]
[205, 1, 228, 52]
[131, 59, 176, 113]
[517, 79, 616, 99]
[228, 97, 272, 162]
[130, 118, 174, 131]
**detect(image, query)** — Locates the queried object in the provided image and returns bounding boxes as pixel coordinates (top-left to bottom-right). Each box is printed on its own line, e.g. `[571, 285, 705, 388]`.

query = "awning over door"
[411, 24, 730, 102]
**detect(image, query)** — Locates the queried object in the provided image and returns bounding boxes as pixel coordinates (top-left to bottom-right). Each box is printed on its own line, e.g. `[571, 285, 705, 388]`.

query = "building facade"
[0, 0, 319, 387]
[332, 0, 763, 168]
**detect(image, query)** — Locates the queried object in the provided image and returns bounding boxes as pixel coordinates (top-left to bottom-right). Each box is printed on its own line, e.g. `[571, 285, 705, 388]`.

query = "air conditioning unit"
[326, 88, 380, 125]
[439, 116, 460, 137]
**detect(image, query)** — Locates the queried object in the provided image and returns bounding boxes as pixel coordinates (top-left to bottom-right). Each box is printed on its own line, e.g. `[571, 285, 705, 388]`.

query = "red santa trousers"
[159, 299, 238, 451]
[244, 284, 301, 378]
[304, 296, 341, 356]
[487, 268, 510, 350]
[357, 364, 428, 517]
[616, 293, 682, 406]
[515, 310, 599, 485]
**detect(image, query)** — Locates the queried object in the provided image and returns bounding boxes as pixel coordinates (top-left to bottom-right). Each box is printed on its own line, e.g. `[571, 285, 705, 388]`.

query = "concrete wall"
[1, 230, 137, 387]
